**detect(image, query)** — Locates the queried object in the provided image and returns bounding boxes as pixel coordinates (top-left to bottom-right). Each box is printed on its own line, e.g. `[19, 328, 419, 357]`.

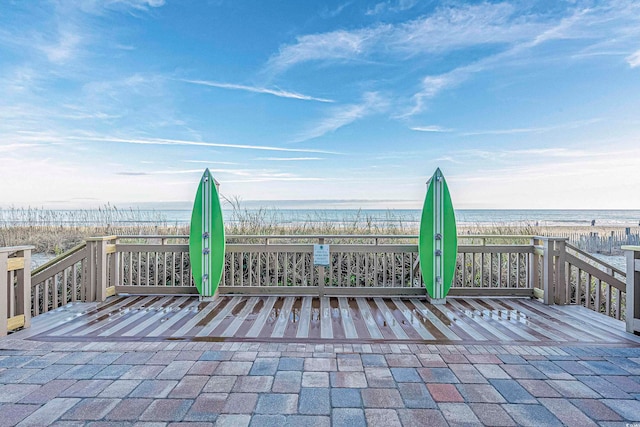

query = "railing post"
[318, 237, 325, 297]
[530, 237, 541, 291]
[86, 240, 97, 302]
[0, 251, 7, 337]
[16, 249, 32, 329]
[96, 239, 108, 301]
[555, 239, 567, 305]
[542, 238, 554, 305]
[1, 246, 34, 335]
[623, 245, 640, 334]
[540, 237, 568, 305]
[86, 237, 114, 302]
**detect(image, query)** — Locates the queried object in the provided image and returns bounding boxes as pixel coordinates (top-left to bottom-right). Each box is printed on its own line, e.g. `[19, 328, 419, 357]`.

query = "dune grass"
[1, 204, 635, 254]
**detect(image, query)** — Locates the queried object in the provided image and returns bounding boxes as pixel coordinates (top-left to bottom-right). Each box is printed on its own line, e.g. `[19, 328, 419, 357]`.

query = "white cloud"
[184, 160, 239, 165]
[69, 135, 342, 154]
[0, 143, 44, 153]
[225, 177, 325, 183]
[267, 3, 541, 73]
[410, 125, 452, 132]
[367, 0, 418, 15]
[265, 1, 640, 117]
[293, 92, 388, 142]
[255, 157, 323, 161]
[265, 26, 389, 74]
[180, 79, 333, 103]
[321, 2, 352, 18]
[402, 69, 471, 117]
[627, 49, 640, 68]
[459, 119, 601, 136]
[79, 0, 165, 14]
[40, 30, 82, 64]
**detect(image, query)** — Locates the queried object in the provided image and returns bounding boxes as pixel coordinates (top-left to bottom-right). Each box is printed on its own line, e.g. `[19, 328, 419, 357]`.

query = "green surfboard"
[418, 168, 457, 300]
[189, 169, 225, 297]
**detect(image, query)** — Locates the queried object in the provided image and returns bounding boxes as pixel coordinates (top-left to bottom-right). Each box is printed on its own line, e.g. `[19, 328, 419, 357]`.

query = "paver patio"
[2, 295, 640, 425]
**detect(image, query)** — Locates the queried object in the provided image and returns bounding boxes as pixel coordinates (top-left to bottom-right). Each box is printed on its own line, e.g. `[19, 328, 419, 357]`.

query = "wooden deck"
[17, 295, 640, 346]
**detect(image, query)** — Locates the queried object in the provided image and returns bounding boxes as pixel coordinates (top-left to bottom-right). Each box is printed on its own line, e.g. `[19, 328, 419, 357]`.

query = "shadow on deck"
[17, 295, 640, 347]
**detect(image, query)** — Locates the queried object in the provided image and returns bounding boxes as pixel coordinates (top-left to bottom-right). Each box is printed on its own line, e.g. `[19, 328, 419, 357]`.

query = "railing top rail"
[460, 235, 537, 239]
[229, 234, 420, 240]
[117, 234, 419, 239]
[117, 235, 189, 239]
[566, 242, 625, 276]
[532, 236, 569, 241]
[115, 234, 550, 240]
[0, 245, 35, 254]
[86, 235, 118, 241]
[31, 243, 86, 276]
[622, 245, 640, 251]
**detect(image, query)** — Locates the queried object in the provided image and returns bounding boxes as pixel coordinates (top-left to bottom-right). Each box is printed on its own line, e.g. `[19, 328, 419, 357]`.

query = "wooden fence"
[2, 234, 634, 335]
[555, 230, 640, 254]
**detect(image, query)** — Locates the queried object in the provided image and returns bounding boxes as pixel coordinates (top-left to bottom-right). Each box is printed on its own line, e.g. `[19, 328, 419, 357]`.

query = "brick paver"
[2, 333, 640, 425]
[332, 408, 366, 427]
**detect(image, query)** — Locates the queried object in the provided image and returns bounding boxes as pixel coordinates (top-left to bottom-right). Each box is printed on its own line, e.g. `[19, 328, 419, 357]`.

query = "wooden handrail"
[565, 253, 626, 292]
[0, 245, 35, 253]
[566, 243, 624, 276]
[116, 233, 543, 240]
[31, 243, 86, 276]
[31, 248, 87, 286]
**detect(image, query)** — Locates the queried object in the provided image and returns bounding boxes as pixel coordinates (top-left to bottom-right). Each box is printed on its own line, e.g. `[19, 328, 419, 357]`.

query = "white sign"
[314, 244, 330, 266]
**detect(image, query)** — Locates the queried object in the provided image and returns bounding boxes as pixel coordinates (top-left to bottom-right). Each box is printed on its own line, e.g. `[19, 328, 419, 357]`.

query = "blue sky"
[1, 0, 640, 209]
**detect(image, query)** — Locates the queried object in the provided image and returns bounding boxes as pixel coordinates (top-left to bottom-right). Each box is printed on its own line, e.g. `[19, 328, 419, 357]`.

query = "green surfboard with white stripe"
[189, 169, 225, 297]
[418, 168, 457, 300]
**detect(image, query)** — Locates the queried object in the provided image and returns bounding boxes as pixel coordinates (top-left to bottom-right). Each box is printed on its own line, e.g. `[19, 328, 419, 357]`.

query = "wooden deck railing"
[2, 234, 633, 335]
[565, 243, 626, 319]
[623, 245, 640, 334]
[31, 243, 88, 316]
[1, 246, 33, 336]
[113, 235, 544, 297]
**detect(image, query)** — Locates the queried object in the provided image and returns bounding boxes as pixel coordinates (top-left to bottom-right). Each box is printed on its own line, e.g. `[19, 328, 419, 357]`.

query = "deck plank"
[392, 299, 434, 340]
[196, 297, 244, 337]
[172, 298, 225, 337]
[122, 297, 188, 337]
[145, 299, 200, 337]
[374, 298, 409, 339]
[518, 299, 621, 343]
[272, 297, 296, 338]
[320, 297, 333, 339]
[356, 297, 383, 339]
[246, 296, 277, 337]
[338, 297, 358, 339]
[497, 299, 591, 342]
[482, 299, 568, 342]
[220, 297, 260, 338]
[412, 300, 461, 341]
[295, 297, 313, 339]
